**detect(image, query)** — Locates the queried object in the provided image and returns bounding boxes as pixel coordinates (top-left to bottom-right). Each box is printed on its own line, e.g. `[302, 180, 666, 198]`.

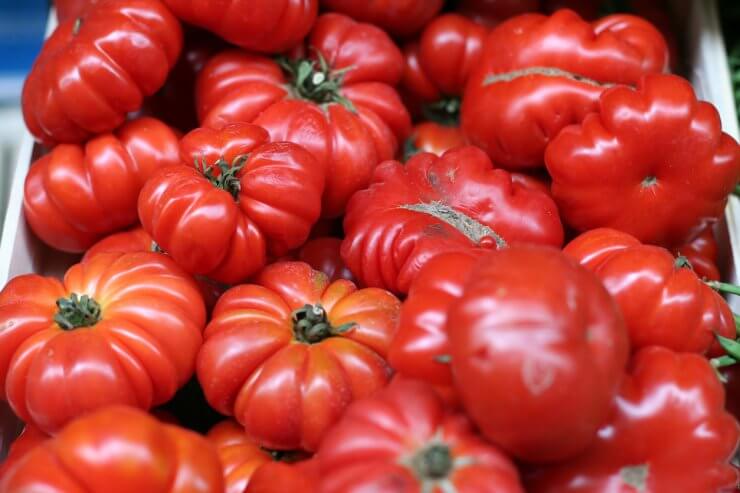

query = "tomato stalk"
[421, 97, 460, 127]
[410, 443, 453, 480]
[196, 155, 247, 201]
[706, 279, 740, 296]
[292, 304, 356, 343]
[278, 53, 356, 112]
[54, 293, 101, 330]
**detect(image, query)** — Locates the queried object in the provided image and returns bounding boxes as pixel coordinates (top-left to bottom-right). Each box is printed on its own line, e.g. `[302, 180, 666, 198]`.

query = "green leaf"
[717, 334, 740, 360]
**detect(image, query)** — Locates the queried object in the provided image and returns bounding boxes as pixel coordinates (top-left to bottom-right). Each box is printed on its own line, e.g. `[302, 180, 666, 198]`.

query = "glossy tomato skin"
[528, 347, 740, 492]
[298, 237, 355, 283]
[54, 0, 98, 22]
[404, 121, 467, 160]
[672, 225, 720, 281]
[320, 0, 443, 37]
[448, 246, 629, 463]
[563, 228, 735, 354]
[138, 123, 324, 285]
[0, 252, 206, 433]
[456, 0, 539, 27]
[245, 461, 319, 493]
[162, 0, 316, 54]
[0, 406, 224, 493]
[462, 10, 668, 170]
[196, 261, 400, 452]
[23, 117, 180, 253]
[207, 420, 272, 493]
[342, 146, 564, 294]
[547, 74, 740, 246]
[0, 425, 48, 480]
[196, 13, 411, 218]
[23, 0, 183, 145]
[315, 378, 525, 492]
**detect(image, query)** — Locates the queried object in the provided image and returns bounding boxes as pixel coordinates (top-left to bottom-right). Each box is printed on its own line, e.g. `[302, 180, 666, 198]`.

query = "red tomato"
[342, 146, 564, 294]
[297, 237, 355, 283]
[207, 420, 272, 493]
[404, 121, 467, 161]
[528, 347, 740, 492]
[672, 224, 720, 281]
[23, 0, 183, 145]
[542, 0, 599, 18]
[563, 228, 735, 354]
[547, 74, 740, 246]
[320, 0, 444, 37]
[23, 117, 180, 253]
[0, 425, 48, 480]
[722, 364, 740, 422]
[162, 0, 316, 54]
[448, 246, 629, 462]
[0, 406, 224, 492]
[0, 252, 206, 433]
[138, 123, 323, 285]
[54, 0, 98, 22]
[462, 10, 668, 170]
[196, 13, 411, 217]
[457, 0, 539, 27]
[196, 261, 400, 452]
[246, 461, 319, 493]
[315, 378, 525, 492]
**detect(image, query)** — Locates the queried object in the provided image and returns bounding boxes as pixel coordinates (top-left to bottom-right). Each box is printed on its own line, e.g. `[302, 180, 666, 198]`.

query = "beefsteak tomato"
[447, 246, 629, 462]
[196, 261, 400, 452]
[0, 406, 223, 492]
[0, 252, 206, 433]
[245, 461, 319, 493]
[24, 117, 180, 253]
[0, 425, 48, 480]
[320, 0, 443, 37]
[138, 123, 323, 285]
[403, 121, 467, 161]
[341, 146, 564, 294]
[23, 0, 182, 145]
[462, 9, 668, 169]
[297, 237, 355, 283]
[196, 13, 411, 217]
[207, 420, 274, 493]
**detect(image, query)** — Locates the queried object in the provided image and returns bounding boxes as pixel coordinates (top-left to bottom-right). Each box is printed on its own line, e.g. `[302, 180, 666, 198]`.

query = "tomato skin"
[196, 13, 411, 218]
[162, 0, 316, 54]
[404, 121, 467, 160]
[456, 0, 539, 27]
[528, 347, 740, 492]
[23, 117, 180, 253]
[0, 252, 206, 433]
[462, 10, 668, 170]
[298, 237, 355, 283]
[207, 420, 272, 493]
[547, 74, 740, 246]
[320, 0, 443, 37]
[564, 228, 735, 355]
[315, 378, 525, 492]
[342, 146, 564, 294]
[196, 261, 400, 452]
[0, 425, 48, 480]
[23, 0, 183, 145]
[138, 123, 324, 285]
[0, 406, 224, 493]
[448, 246, 629, 463]
[246, 461, 319, 493]
[54, 0, 99, 22]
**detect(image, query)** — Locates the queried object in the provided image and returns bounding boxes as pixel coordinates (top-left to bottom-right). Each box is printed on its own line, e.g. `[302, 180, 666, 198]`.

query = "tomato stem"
[195, 154, 247, 201]
[277, 53, 356, 112]
[707, 280, 740, 296]
[54, 293, 101, 330]
[421, 97, 460, 127]
[674, 255, 692, 269]
[292, 304, 356, 344]
[412, 444, 452, 480]
[711, 355, 736, 369]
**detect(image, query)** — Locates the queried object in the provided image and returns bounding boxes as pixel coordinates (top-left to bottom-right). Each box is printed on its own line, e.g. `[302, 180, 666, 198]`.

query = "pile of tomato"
[1, 0, 739, 491]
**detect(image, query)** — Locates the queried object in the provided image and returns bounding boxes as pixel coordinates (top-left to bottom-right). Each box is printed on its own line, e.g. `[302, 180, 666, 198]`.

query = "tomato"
[462, 10, 668, 170]
[563, 228, 735, 355]
[207, 420, 273, 493]
[23, 0, 183, 145]
[528, 347, 740, 492]
[403, 121, 467, 161]
[457, 0, 539, 27]
[342, 146, 564, 294]
[0, 252, 206, 433]
[547, 74, 740, 246]
[196, 261, 400, 451]
[162, 0, 316, 54]
[54, 0, 98, 22]
[315, 378, 525, 492]
[245, 461, 319, 493]
[196, 13, 411, 217]
[320, 0, 443, 37]
[447, 246, 629, 463]
[297, 237, 355, 283]
[722, 364, 740, 422]
[23, 117, 179, 253]
[138, 123, 323, 285]
[0, 425, 48, 480]
[0, 406, 223, 492]
[672, 224, 720, 281]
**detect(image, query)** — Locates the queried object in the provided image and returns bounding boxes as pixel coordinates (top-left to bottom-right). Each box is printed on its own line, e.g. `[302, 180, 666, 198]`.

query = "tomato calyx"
[150, 241, 163, 253]
[619, 464, 649, 490]
[641, 175, 658, 188]
[483, 66, 610, 87]
[72, 18, 83, 36]
[401, 201, 506, 248]
[278, 54, 357, 112]
[292, 304, 356, 344]
[195, 155, 247, 201]
[263, 448, 307, 463]
[421, 97, 460, 127]
[54, 293, 101, 330]
[674, 255, 692, 269]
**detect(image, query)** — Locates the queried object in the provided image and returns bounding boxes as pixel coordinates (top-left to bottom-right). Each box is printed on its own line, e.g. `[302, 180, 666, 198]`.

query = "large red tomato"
[162, 0, 316, 54]
[138, 123, 323, 285]
[0, 252, 206, 433]
[297, 237, 355, 283]
[54, 0, 98, 22]
[404, 121, 467, 161]
[245, 461, 319, 493]
[315, 378, 525, 492]
[320, 0, 444, 37]
[528, 347, 740, 492]
[462, 9, 668, 170]
[196, 261, 400, 452]
[0, 406, 224, 492]
[563, 228, 735, 354]
[342, 146, 564, 294]
[23, 0, 183, 145]
[24, 117, 180, 253]
[672, 225, 720, 281]
[0, 425, 48, 480]
[448, 246, 629, 463]
[196, 13, 411, 217]
[207, 420, 273, 493]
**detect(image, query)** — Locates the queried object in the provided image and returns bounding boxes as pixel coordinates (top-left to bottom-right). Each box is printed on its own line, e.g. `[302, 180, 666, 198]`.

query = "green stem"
[711, 355, 737, 368]
[54, 293, 101, 330]
[412, 444, 452, 480]
[735, 313, 740, 337]
[735, 183, 740, 196]
[421, 97, 460, 127]
[292, 304, 356, 344]
[277, 53, 356, 112]
[196, 154, 247, 201]
[707, 280, 740, 296]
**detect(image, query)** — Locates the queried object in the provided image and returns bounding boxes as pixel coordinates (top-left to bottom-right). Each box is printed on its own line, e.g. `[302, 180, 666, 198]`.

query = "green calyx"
[641, 175, 658, 188]
[421, 97, 461, 127]
[278, 54, 356, 112]
[72, 18, 83, 35]
[412, 444, 453, 480]
[54, 293, 101, 330]
[195, 154, 248, 201]
[674, 255, 693, 270]
[291, 304, 356, 344]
